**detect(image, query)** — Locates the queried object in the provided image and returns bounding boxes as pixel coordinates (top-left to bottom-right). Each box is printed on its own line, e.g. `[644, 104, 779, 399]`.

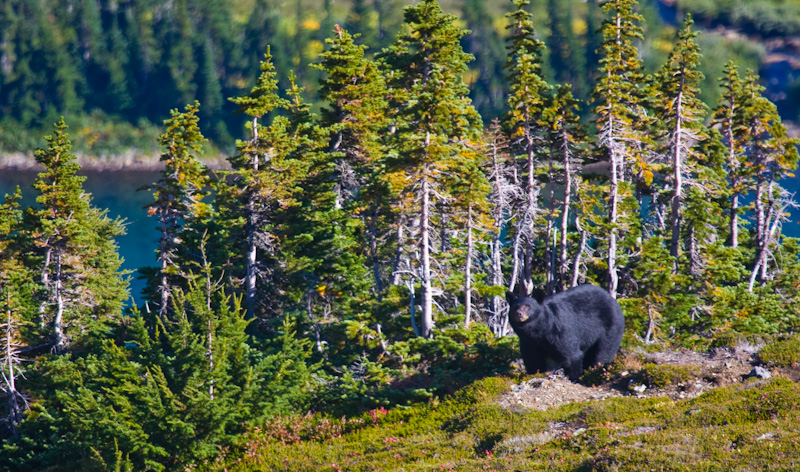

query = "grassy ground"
[213, 369, 800, 471]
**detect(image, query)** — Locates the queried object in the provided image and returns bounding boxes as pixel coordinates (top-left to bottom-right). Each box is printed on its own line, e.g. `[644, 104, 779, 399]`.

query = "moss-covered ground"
[215, 373, 800, 471]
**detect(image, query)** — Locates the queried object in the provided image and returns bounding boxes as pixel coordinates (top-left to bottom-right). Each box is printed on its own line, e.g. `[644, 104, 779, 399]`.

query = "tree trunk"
[53, 249, 65, 354]
[39, 246, 51, 330]
[490, 232, 505, 336]
[754, 178, 765, 279]
[730, 190, 739, 248]
[420, 176, 434, 338]
[392, 223, 404, 286]
[572, 216, 587, 288]
[608, 135, 620, 299]
[669, 89, 684, 271]
[545, 155, 556, 295]
[509, 217, 524, 295]
[3, 302, 22, 438]
[464, 205, 474, 328]
[245, 118, 260, 319]
[245, 192, 258, 319]
[406, 279, 420, 337]
[159, 217, 171, 321]
[560, 151, 573, 292]
[524, 132, 536, 294]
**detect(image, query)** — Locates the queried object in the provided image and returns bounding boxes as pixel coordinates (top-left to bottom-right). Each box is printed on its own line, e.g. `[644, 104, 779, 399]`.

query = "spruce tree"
[226, 49, 292, 320]
[713, 61, 750, 249]
[26, 119, 127, 353]
[738, 72, 800, 290]
[143, 103, 209, 320]
[503, 0, 551, 295]
[378, 0, 483, 338]
[592, 0, 647, 298]
[314, 25, 390, 296]
[0, 189, 30, 438]
[653, 15, 708, 272]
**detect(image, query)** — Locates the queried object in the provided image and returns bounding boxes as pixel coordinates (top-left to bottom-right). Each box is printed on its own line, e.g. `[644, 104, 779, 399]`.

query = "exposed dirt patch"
[498, 344, 788, 412]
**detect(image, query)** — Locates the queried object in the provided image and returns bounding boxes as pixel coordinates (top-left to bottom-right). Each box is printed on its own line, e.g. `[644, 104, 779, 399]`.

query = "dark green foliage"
[140, 102, 210, 320]
[0, 272, 316, 471]
[25, 119, 128, 353]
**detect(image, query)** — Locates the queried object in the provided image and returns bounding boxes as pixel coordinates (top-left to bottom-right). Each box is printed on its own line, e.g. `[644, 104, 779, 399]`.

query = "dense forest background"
[2, 0, 800, 470]
[1, 0, 794, 157]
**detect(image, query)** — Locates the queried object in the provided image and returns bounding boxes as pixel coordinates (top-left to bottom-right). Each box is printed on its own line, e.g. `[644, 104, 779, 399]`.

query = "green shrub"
[639, 363, 695, 389]
[758, 335, 800, 367]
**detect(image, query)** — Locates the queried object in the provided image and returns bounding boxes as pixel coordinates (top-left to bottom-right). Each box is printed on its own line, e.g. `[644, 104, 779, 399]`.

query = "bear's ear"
[506, 290, 517, 304]
[531, 288, 545, 305]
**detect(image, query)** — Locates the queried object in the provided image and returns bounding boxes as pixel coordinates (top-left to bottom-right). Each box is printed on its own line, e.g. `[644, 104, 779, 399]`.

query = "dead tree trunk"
[464, 204, 474, 328]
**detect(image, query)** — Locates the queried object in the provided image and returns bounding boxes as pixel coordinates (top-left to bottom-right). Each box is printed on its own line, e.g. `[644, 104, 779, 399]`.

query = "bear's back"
[543, 284, 623, 333]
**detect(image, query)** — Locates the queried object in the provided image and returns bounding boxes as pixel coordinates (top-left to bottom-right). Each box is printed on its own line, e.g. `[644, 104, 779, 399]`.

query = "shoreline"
[0, 152, 232, 172]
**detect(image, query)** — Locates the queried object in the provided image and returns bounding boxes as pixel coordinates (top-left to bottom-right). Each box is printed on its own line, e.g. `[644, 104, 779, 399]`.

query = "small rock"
[573, 428, 587, 436]
[747, 366, 772, 379]
[631, 383, 647, 394]
[756, 432, 776, 441]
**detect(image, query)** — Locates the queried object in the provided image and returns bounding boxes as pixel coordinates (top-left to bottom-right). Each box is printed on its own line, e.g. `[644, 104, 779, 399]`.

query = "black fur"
[506, 284, 624, 381]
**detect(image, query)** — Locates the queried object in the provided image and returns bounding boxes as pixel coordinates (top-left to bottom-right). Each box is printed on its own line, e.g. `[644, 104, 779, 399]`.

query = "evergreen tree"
[738, 72, 800, 290]
[592, 0, 648, 298]
[713, 61, 750, 249]
[3, 271, 316, 471]
[142, 102, 209, 320]
[543, 84, 585, 292]
[26, 119, 127, 353]
[503, 0, 551, 295]
[314, 25, 390, 296]
[653, 16, 708, 271]
[448, 149, 491, 328]
[222, 53, 307, 322]
[378, 0, 483, 338]
[0, 188, 30, 438]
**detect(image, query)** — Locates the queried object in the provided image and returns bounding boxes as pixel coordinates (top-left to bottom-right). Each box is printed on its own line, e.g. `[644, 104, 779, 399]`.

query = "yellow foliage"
[652, 36, 675, 54]
[301, 18, 321, 31]
[306, 40, 325, 59]
[643, 169, 654, 187]
[463, 69, 479, 87]
[572, 18, 588, 36]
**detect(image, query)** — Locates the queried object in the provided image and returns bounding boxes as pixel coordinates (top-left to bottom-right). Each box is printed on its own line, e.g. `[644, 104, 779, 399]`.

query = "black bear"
[506, 284, 624, 382]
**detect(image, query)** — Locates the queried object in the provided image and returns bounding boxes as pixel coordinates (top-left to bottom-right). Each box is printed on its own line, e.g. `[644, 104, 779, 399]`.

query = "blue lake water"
[0, 170, 160, 304]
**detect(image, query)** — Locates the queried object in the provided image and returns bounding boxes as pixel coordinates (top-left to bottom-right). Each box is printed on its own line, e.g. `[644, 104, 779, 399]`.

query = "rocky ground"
[498, 342, 798, 412]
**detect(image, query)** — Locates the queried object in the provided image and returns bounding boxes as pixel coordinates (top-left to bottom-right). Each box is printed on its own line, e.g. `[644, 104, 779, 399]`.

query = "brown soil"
[497, 343, 793, 412]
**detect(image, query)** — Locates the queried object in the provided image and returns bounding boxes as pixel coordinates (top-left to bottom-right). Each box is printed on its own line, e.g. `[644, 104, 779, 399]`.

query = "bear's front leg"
[520, 344, 550, 374]
[562, 354, 585, 382]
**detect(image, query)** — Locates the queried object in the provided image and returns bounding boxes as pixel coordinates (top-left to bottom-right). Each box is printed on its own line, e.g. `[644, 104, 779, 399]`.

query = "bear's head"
[505, 290, 545, 327]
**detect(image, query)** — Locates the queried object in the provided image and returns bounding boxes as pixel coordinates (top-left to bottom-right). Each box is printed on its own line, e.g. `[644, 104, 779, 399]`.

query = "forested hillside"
[0, 0, 773, 156]
[2, 0, 800, 470]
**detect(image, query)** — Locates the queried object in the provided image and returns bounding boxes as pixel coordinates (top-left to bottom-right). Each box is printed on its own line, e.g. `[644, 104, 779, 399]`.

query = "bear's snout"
[510, 304, 532, 324]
